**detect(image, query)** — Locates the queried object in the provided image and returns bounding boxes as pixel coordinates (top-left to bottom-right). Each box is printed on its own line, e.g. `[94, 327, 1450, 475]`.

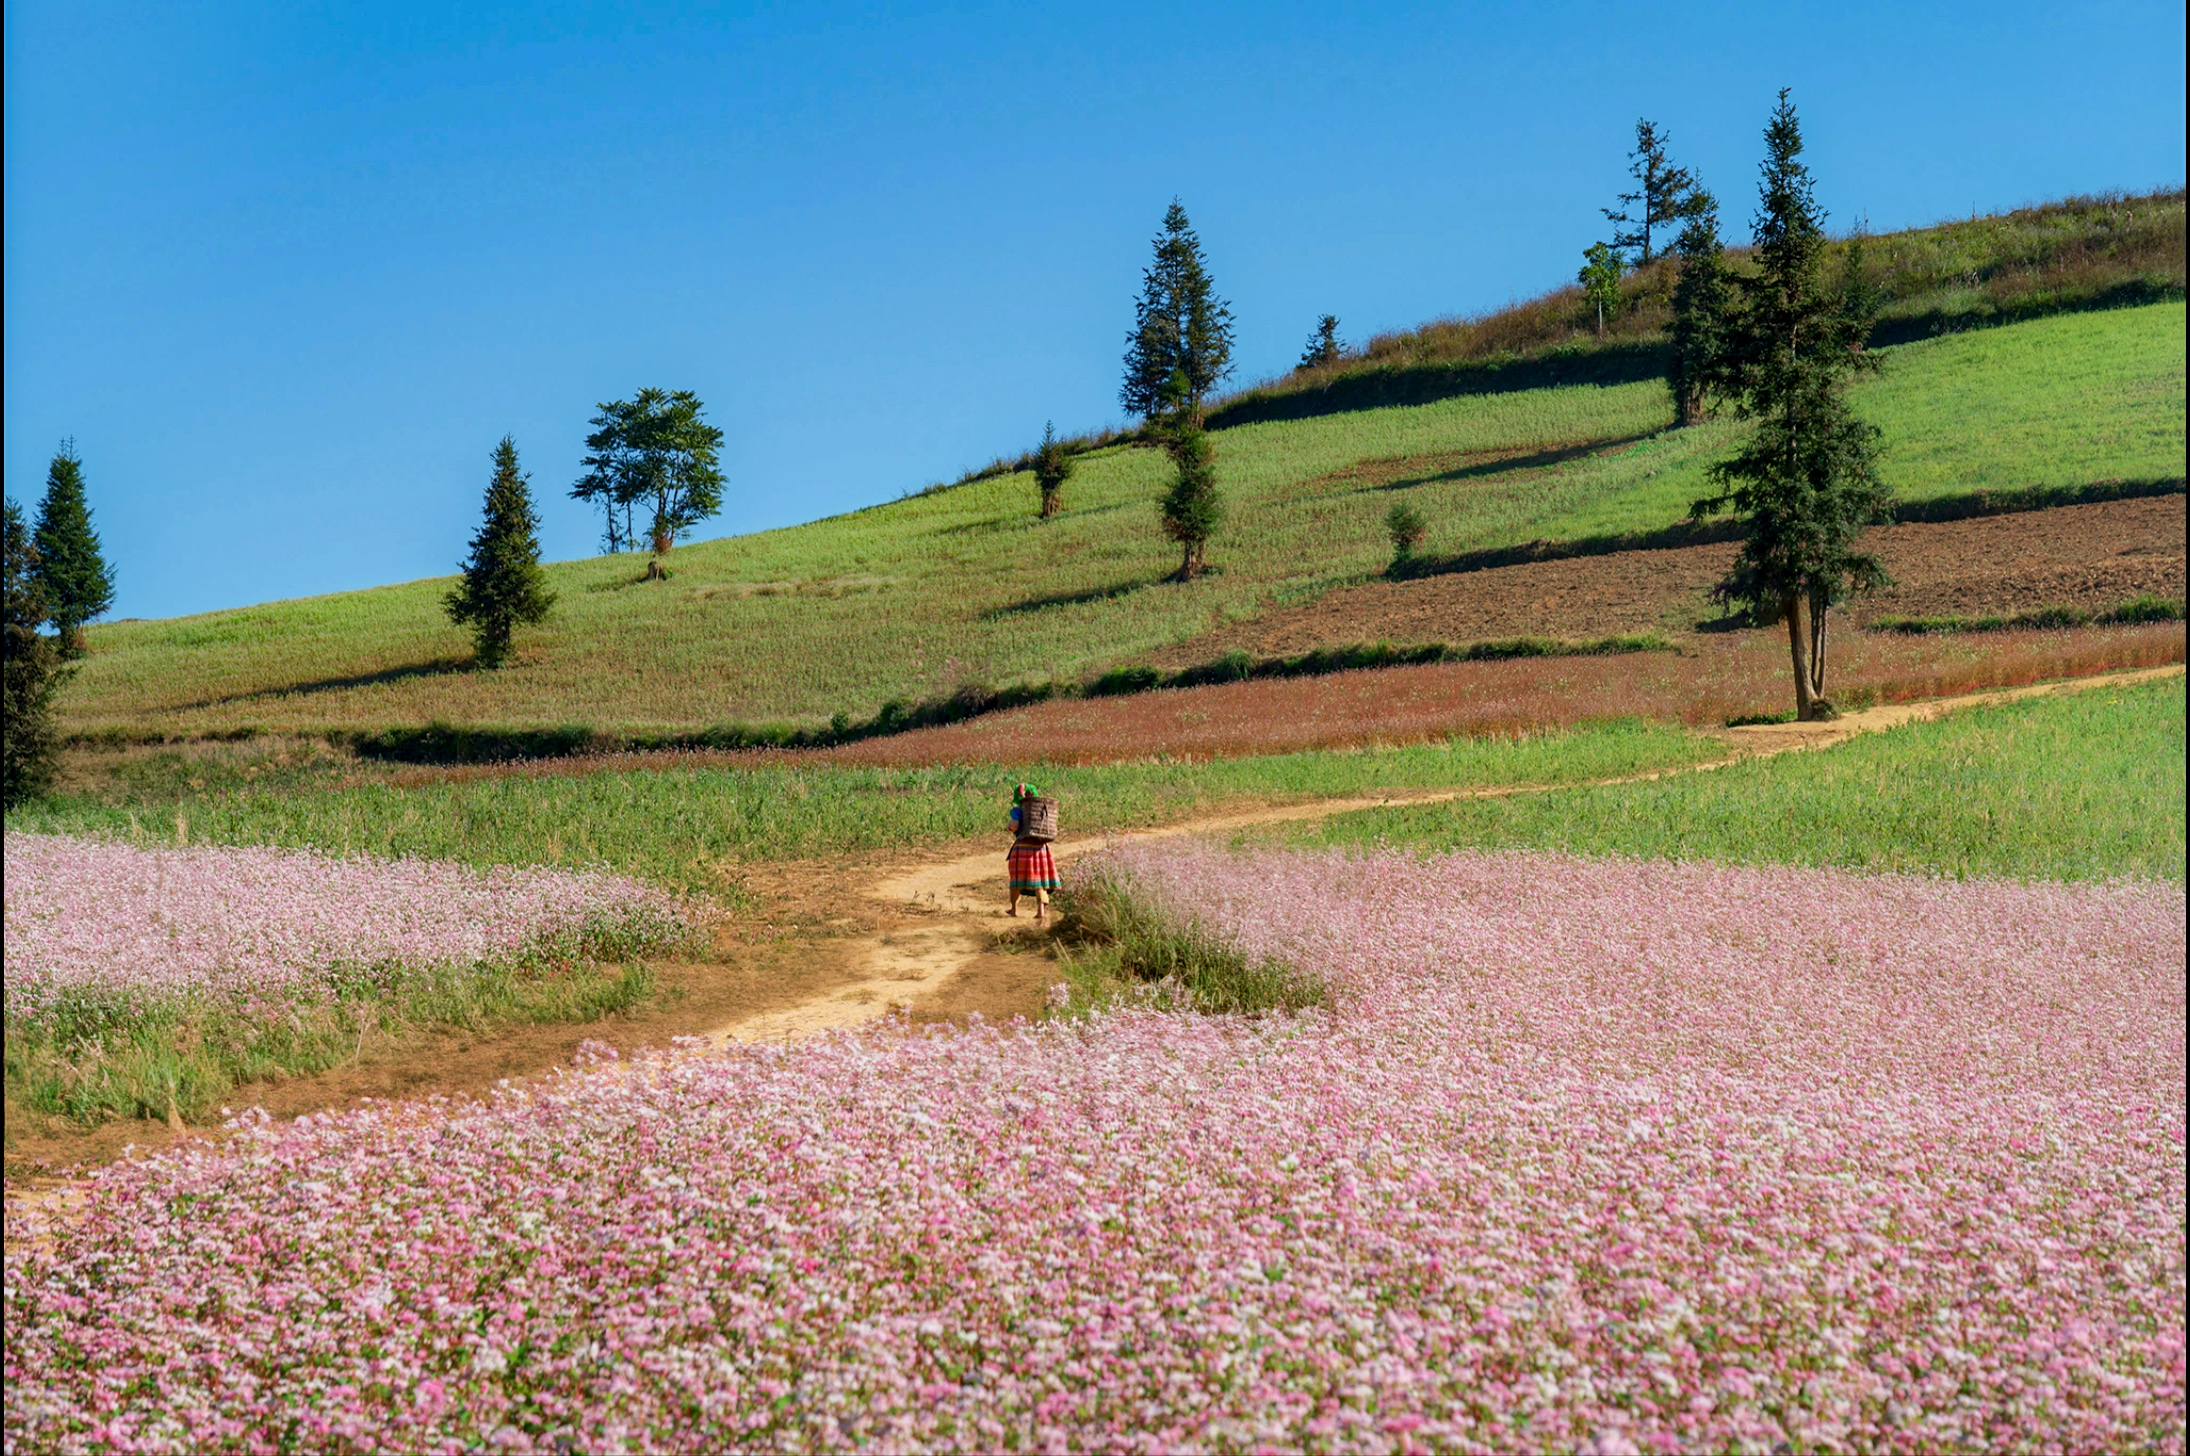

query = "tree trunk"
[1783, 593, 1814, 720]
[1809, 590, 1827, 699]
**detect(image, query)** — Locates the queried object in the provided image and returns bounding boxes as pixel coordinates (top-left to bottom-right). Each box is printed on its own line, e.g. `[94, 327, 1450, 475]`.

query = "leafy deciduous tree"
[1122, 201, 1235, 421]
[445, 437, 557, 669]
[4, 499, 66, 806]
[1693, 91, 1892, 722]
[1031, 422, 1074, 519]
[1297, 315, 1342, 372]
[1578, 242, 1625, 337]
[571, 388, 726, 571]
[1668, 189, 1734, 426]
[1603, 118, 1698, 265]
[31, 441, 115, 656]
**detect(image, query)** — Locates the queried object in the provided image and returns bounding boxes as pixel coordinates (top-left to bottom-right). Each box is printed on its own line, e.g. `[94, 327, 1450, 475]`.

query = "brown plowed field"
[1149, 495, 2185, 663]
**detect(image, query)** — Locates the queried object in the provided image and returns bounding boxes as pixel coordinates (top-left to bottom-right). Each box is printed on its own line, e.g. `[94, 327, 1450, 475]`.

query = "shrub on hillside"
[1031, 422, 1074, 518]
[1384, 501, 1427, 569]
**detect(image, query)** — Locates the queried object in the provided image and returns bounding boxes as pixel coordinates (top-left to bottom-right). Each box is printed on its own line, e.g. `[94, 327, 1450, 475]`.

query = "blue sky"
[6, 1, 2183, 621]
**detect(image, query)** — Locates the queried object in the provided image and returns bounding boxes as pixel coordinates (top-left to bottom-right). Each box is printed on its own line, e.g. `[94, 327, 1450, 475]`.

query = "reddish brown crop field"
[812, 623, 2184, 766]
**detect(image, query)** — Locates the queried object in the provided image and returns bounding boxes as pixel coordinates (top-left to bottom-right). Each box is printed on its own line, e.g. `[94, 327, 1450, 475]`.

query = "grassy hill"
[1202, 188, 2184, 428]
[58, 223, 2186, 742]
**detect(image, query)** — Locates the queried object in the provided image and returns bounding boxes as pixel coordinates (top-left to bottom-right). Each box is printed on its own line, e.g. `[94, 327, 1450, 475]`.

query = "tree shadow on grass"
[1314, 432, 1662, 501]
[189, 657, 475, 709]
[983, 578, 1166, 619]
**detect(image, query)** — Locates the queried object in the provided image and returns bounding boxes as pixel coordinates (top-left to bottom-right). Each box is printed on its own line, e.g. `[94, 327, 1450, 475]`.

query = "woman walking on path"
[1006, 783, 1061, 922]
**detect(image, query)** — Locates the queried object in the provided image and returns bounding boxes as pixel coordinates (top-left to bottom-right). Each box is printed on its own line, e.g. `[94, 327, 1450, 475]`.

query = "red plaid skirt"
[1007, 840, 1060, 891]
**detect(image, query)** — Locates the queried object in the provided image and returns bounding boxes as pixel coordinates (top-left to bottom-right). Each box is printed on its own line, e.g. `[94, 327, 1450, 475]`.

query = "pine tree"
[1121, 201, 1235, 421]
[1603, 119, 1698, 264]
[1296, 315, 1342, 372]
[4, 499, 66, 806]
[1578, 242, 1625, 337]
[31, 441, 116, 656]
[1839, 219, 1883, 350]
[446, 437, 557, 669]
[1031, 422, 1075, 519]
[1667, 189, 1733, 426]
[1693, 91, 1892, 722]
[1155, 373, 1223, 578]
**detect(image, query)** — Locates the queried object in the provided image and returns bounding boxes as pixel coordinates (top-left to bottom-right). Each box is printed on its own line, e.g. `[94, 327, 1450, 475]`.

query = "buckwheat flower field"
[2, 831, 690, 1026]
[7, 846, 2183, 1453]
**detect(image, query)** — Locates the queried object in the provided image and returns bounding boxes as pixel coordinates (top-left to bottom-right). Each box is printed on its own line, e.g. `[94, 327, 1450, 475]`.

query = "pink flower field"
[6, 846, 2184, 1453]
[2, 831, 691, 1026]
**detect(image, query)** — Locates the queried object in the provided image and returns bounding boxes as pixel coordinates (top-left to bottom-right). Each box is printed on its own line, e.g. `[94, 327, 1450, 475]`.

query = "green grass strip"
[10, 720, 1722, 893]
[1280, 675, 2186, 882]
[1870, 595, 2183, 635]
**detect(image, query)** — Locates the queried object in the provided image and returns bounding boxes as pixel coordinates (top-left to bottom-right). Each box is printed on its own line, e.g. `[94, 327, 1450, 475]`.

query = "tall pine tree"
[1602, 119, 1697, 264]
[1693, 91, 1891, 721]
[4, 499, 66, 806]
[446, 437, 557, 669]
[1122, 201, 1235, 421]
[31, 441, 116, 656]
[1667, 189, 1733, 426]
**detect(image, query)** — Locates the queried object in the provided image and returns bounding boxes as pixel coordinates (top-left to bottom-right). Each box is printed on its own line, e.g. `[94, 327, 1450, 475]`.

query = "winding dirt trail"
[703, 664, 2184, 1044]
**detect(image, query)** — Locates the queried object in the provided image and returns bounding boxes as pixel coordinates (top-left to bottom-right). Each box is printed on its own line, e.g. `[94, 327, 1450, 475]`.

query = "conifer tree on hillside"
[1693, 90, 1892, 722]
[1031, 422, 1074, 519]
[1603, 119, 1698, 264]
[1122, 202, 1235, 421]
[571, 388, 726, 571]
[447, 437, 557, 669]
[4, 499, 66, 806]
[1296, 315, 1343, 372]
[1839, 219, 1883, 349]
[1668, 189, 1734, 426]
[31, 442, 115, 657]
[1154, 372, 1223, 579]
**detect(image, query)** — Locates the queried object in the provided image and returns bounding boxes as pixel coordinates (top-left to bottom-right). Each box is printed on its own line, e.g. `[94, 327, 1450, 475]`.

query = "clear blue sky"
[6, 1, 2183, 621]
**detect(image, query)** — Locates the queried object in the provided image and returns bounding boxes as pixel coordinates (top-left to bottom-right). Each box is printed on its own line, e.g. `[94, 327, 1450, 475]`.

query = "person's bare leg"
[1008, 890, 1021, 917]
[1035, 888, 1050, 923]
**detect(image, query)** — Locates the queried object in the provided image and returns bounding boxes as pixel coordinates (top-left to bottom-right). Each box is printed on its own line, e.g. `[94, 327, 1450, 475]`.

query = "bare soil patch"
[1150, 495, 2183, 660]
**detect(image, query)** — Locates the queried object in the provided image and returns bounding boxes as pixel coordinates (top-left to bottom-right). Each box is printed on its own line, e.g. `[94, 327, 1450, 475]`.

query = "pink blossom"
[3, 831, 691, 1027]
[5, 845, 2182, 1452]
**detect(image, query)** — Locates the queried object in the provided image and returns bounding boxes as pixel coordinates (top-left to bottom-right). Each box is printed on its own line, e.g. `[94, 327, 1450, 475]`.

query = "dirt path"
[702, 663, 2185, 1043]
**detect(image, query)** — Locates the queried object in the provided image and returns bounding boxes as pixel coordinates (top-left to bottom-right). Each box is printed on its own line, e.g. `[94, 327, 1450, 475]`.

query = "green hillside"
[59, 296, 2186, 738]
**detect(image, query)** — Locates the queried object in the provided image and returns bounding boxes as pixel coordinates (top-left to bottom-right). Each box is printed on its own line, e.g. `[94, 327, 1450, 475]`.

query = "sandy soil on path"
[8, 665, 2176, 1233]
